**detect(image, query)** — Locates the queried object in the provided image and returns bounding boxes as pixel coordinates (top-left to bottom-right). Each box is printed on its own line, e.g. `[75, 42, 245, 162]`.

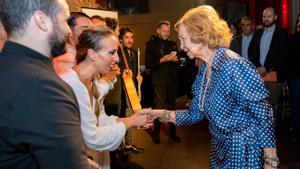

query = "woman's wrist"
[264, 154, 279, 168]
[158, 110, 176, 123]
[263, 148, 279, 168]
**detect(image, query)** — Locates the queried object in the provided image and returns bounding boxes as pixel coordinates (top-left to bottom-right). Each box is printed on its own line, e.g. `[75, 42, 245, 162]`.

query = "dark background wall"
[66, 0, 299, 63]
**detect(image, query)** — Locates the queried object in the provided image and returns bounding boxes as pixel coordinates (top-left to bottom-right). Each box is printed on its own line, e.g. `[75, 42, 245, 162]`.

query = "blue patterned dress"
[176, 48, 276, 168]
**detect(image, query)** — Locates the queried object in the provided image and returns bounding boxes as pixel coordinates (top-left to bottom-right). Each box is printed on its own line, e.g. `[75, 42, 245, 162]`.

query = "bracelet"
[159, 111, 170, 123]
[264, 154, 279, 168]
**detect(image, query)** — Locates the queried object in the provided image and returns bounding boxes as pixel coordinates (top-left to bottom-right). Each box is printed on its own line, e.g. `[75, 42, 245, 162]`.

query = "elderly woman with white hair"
[144, 5, 278, 169]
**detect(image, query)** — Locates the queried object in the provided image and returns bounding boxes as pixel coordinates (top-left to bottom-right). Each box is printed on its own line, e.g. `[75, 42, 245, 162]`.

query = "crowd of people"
[0, 0, 299, 169]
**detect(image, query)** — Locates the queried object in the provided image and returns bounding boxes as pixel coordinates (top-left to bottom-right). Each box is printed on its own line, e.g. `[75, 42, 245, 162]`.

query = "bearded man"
[0, 0, 89, 168]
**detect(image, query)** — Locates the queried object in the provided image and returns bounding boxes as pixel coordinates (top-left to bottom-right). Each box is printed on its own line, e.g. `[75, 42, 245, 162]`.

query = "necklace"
[199, 65, 211, 112]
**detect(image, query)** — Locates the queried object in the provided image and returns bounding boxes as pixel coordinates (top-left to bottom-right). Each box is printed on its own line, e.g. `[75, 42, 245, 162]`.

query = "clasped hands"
[132, 109, 165, 129]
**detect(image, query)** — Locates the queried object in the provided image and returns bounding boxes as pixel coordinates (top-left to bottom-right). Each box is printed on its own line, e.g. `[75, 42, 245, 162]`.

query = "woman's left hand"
[263, 148, 278, 169]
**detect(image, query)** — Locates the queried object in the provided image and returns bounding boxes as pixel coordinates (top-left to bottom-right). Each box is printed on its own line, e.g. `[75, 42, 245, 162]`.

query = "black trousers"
[152, 80, 177, 136]
[290, 79, 300, 131]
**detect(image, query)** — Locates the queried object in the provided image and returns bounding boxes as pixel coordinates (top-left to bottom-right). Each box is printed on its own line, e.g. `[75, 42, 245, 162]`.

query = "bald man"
[248, 7, 289, 123]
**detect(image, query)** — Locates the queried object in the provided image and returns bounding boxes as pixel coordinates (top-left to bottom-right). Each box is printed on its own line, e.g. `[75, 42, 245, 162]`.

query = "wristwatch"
[264, 154, 279, 168]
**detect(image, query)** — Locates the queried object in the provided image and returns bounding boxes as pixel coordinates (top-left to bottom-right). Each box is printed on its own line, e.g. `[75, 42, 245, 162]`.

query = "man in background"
[53, 12, 91, 74]
[248, 7, 289, 122]
[67, 12, 91, 45]
[145, 21, 180, 144]
[230, 16, 254, 60]
[119, 27, 144, 153]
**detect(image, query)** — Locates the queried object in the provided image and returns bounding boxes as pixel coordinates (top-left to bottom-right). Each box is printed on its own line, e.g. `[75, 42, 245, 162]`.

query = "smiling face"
[178, 24, 203, 59]
[157, 24, 170, 40]
[93, 35, 119, 73]
[120, 31, 134, 49]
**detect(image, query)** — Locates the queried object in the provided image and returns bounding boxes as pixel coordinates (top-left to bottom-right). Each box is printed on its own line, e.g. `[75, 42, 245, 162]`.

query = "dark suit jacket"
[248, 26, 289, 81]
[145, 35, 178, 85]
[0, 42, 88, 169]
[287, 32, 300, 80]
[230, 34, 243, 56]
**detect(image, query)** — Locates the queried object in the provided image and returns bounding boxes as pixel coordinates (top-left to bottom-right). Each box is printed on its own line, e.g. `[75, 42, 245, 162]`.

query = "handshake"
[123, 109, 174, 129]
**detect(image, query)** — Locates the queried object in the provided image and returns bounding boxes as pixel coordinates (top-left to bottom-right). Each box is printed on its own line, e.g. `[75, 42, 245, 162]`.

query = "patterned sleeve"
[175, 69, 206, 126]
[230, 59, 276, 148]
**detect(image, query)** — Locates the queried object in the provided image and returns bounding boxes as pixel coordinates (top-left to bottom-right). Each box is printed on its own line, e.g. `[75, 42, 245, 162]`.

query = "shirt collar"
[264, 24, 276, 33]
[2, 41, 51, 61]
[242, 32, 253, 38]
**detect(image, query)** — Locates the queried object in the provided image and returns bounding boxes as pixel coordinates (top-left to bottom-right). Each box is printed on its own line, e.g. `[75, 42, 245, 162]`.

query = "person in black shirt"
[145, 21, 180, 144]
[118, 27, 145, 153]
[0, 0, 89, 168]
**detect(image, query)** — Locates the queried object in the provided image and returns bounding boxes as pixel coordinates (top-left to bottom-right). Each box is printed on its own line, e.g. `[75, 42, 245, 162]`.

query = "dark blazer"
[0, 42, 88, 169]
[145, 35, 178, 85]
[229, 34, 243, 56]
[248, 26, 289, 81]
[287, 32, 300, 80]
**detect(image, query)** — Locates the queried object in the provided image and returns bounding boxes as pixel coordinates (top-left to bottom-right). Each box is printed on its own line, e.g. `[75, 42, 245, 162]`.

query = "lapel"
[256, 29, 264, 53]
[268, 26, 278, 53]
[264, 26, 278, 65]
[237, 35, 243, 54]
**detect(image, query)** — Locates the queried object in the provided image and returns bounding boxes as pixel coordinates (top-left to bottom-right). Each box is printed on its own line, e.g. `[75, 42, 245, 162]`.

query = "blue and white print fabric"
[175, 48, 276, 168]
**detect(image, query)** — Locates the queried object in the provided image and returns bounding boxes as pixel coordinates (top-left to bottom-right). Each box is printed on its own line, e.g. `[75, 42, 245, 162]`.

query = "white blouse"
[59, 69, 126, 151]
